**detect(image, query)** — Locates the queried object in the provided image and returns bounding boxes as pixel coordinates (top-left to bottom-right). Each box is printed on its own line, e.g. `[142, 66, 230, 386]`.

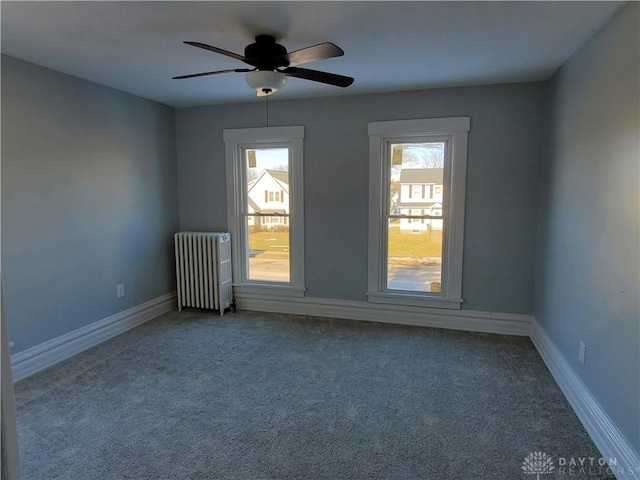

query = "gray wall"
[2, 3, 636, 456]
[2, 55, 180, 354]
[534, 3, 639, 453]
[176, 82, 546, 313]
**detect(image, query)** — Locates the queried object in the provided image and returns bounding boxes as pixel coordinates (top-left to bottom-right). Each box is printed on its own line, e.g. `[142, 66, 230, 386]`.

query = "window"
[411, 209, 421, 223]
[264, 216, 284, 225]
[224, 126, 305, 298]
[266, 191, 281, 202]
[367, 117, 470, 309]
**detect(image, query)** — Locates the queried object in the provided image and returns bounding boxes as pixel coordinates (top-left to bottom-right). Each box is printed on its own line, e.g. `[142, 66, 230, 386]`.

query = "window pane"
[387, 219, 442, 292]
[247, 219, 290, 282]
[388, 142, 445, 293]
[245, 148, 290, 282]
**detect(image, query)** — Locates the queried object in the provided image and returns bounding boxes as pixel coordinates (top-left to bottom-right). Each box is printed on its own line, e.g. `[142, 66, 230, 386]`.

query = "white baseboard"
[11, 292, 177, 382]
[530, 319, 640, 480]
[235, 294, 532, 336]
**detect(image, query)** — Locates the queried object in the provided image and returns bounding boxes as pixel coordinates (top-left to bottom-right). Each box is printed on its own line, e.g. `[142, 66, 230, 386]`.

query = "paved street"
[248, 257, 290, 282]
[248, 257, 440, 291]
[388, 264, 441, 292]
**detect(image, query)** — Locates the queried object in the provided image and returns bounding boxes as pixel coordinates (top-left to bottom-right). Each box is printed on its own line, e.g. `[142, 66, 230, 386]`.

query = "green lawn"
[248, 228, 441, 260]
[248, 231, 290, 253]
[387, 227, 442, 258]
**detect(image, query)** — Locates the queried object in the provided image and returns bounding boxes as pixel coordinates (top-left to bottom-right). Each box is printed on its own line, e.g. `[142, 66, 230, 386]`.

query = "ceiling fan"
[173, 35, 354, 96]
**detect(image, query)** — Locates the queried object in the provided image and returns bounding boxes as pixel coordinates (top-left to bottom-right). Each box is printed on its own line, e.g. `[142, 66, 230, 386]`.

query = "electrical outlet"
[578, 341, 586, 365]
[116, 283, 125, 298]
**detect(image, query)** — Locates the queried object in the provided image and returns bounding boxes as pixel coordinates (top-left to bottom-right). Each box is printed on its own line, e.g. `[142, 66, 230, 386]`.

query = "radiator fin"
[174, 232, 233, 316]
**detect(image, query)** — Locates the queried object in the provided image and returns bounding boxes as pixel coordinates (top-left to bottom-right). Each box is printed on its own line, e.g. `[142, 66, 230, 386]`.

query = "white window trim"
[367, 117, 470, 309]
[224, 126, 305, 298]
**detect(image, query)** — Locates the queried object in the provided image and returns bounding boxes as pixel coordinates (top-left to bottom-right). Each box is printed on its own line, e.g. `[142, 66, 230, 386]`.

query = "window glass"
[387, 143, 445, 293]
[245, 148, 290, 283]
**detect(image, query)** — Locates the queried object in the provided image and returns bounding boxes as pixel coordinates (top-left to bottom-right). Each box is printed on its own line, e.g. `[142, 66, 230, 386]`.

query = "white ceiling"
[1, 1, 623, 107]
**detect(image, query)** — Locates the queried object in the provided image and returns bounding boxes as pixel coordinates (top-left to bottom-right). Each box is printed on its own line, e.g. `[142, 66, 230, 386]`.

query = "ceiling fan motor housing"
[175, 35, 354, 90]
[244, 35, 289, 70]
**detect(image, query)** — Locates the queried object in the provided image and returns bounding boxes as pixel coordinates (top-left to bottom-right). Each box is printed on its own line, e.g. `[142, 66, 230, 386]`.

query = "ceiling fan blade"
[281, 67, 354, 87]
[173, 68, 252, 80]
[285, 42, 345, 67]
[184, 41, 256, 66]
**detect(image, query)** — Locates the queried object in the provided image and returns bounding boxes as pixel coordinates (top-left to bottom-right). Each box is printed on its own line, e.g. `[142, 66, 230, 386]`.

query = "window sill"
[366, 292, 462, 310]
[233, 284, 306, 298]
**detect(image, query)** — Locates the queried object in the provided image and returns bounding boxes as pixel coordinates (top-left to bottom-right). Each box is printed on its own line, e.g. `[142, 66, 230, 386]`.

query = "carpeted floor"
[15, 310, 614, 479]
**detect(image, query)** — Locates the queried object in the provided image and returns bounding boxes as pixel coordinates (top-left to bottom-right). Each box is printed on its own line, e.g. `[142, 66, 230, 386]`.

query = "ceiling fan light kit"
[245, 70, 287, 97]
[174, 35, 354, 97]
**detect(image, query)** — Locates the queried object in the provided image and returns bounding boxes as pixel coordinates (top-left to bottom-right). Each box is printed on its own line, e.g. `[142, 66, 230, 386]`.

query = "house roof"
[247, 169, 289, 195]
[266, 170, 289, 186]
[261, 209, 287, 214]
[248, 198, 260, 212]
[399, 168, 444, 185]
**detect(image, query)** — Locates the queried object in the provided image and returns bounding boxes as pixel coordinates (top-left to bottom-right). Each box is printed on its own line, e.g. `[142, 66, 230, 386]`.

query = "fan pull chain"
[266, 94, 269, 127]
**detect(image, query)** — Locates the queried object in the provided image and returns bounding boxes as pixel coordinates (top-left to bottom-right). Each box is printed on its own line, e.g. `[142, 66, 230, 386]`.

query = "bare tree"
[401, 143, 445, 168]
[247, 169, 259, 182]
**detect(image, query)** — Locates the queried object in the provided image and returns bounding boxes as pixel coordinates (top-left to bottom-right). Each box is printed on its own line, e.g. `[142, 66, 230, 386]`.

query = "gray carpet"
[15, 310, 614, 479]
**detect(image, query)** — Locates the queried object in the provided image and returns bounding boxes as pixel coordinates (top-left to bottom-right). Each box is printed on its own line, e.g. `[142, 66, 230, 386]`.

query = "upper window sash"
[381, 134, 451, 219]
[238, 141, 291, 217]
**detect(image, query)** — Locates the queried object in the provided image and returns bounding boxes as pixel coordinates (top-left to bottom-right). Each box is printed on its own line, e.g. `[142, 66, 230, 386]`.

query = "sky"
[246, 143, 443, 174]
[248, 148, 289, 171]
